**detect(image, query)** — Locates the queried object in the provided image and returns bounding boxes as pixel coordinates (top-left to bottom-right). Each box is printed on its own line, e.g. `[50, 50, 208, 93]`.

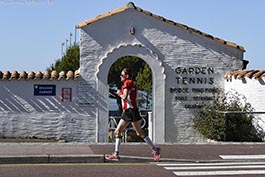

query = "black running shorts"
[121, 108, 142, 122]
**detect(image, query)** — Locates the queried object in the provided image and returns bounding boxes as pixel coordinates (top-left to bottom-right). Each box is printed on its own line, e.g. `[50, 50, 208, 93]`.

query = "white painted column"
[148, 111, 153, 140]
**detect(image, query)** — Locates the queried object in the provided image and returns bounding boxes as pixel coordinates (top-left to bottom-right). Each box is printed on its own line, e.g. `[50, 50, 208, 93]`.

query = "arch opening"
[96, 44, 165, 143]
[108, 56, 152, 142]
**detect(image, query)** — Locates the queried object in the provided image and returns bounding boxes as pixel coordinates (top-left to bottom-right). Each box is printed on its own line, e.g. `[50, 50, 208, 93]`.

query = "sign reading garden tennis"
[170, 67, 219, 109]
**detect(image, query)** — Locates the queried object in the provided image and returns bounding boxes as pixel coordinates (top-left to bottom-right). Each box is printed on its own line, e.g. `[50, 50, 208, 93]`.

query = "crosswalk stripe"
[220, 154, 265, 160]
[157, 161, 265, 166]
[157, 161, 265, 176]
[173, 170, 265, 176]
[165, 165, 265, 170]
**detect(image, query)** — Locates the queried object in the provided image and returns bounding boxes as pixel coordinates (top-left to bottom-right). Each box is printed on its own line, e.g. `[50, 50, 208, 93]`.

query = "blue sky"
[0, 0, 264, 72]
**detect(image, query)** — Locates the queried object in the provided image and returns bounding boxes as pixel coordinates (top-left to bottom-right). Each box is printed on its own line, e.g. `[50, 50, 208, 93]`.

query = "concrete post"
[148, 111, 153, 140]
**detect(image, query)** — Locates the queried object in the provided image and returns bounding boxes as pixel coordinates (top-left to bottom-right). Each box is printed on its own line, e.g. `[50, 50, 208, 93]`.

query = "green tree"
[136, 64, 152, 110]
[193, 91, 263, 142]
[108, 56, 152, 111]
[108, 56, 146, 88]
[47, 45, 80, 72]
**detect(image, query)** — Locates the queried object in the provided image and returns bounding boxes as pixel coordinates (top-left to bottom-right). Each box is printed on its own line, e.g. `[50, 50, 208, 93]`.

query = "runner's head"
[120, 68, 132, 81]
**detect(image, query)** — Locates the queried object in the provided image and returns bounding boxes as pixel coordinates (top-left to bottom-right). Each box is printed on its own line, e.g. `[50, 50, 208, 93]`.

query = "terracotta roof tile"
[35, 70, 43, 80]
[50, 70, 58, 80]
[74, 70, 80, 79]
[254, 70, 265, 80]
[43, 70, 50, 80]
[58, 71, 65, 80]
[77, 2, 245, 52]
[225, 70, 265, 81]
[3, 71, 11, 80]
[19, 71, 28, 80]
[28, 71, 35, 80]
[0, 70, 79, 81]
[10, 70, 19, 80]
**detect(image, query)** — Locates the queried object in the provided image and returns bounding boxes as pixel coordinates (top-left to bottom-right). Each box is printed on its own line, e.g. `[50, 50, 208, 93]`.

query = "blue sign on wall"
[34, 84, 56, 96]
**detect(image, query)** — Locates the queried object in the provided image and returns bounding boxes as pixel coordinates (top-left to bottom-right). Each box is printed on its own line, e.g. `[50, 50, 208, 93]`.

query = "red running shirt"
[121, 79, 138, 110]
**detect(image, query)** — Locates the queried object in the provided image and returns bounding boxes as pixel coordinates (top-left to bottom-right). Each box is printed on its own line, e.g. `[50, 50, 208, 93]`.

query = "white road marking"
[173, 170, 265, 176]
[165, 165, 265, 170]
[157, 161, 265, 176]
[157, 161, 265, 166]
[220, 154, 265, 159]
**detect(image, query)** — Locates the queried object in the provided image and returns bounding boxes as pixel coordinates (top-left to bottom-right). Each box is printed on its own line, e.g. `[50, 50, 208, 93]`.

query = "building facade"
[0, 2, 248, 143]
[77, 2, 245, 143]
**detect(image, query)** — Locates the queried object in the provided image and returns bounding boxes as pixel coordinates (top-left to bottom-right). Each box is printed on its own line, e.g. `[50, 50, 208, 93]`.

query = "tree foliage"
[47, 45, 80, 72]
[108, 56, 147, 88]
[193, 90, 263, 142]
[136, 64, 152, 95]
[108, 56, 152, 110]
[136, 64, 152, 110]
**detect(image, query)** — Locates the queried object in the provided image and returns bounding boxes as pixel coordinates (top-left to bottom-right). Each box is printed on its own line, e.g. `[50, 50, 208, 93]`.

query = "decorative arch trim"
[97, 43, 166, 80]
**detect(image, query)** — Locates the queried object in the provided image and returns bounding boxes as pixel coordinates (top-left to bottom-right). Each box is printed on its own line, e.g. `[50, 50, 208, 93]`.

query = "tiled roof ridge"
[0, 70, 79, 81]
[76, 2, 245, 52]
[224, 70, 265, 81]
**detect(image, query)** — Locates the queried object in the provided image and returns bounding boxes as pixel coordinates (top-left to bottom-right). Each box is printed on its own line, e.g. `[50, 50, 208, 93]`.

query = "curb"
[2, 155, 265, 164]
[0, 155, 156, 164]
[0, 154, 183, 164]
[0, 155, 104, 164]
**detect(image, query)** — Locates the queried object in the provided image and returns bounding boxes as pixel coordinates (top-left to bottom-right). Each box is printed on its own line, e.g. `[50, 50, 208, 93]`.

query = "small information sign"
[34, 84, 56, 96]
[77, 80, 95, 106]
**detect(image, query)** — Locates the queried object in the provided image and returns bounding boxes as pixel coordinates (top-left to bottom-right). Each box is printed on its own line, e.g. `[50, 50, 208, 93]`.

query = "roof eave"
[76, 2, 245, 52]
[76, 2, 136, 28]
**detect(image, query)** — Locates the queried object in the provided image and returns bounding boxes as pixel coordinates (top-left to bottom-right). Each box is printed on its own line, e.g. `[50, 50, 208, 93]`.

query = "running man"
[105, 68, 160, 162]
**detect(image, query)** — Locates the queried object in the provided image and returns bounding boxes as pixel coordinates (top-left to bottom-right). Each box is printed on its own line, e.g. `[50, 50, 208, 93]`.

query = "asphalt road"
[2, 162, 265, 177]
[0, 163, 175, 177]
[1, 143, 265, 177]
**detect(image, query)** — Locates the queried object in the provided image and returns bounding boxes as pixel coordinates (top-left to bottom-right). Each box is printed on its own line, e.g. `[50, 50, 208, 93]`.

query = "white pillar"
[148, 111, 153, 140]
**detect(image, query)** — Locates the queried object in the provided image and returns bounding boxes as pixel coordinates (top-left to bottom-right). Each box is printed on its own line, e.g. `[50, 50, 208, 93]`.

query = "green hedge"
[193, 91, 263, 142]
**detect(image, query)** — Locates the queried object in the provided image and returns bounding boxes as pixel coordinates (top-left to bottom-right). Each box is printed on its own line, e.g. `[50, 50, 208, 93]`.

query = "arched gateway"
[77, 2, 245, 143]
[95, 44, 166, 143]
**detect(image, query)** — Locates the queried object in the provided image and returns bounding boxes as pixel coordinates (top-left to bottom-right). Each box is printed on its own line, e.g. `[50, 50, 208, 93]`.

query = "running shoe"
[105, 153, 120, 161]
[152, 147, 161, 162]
